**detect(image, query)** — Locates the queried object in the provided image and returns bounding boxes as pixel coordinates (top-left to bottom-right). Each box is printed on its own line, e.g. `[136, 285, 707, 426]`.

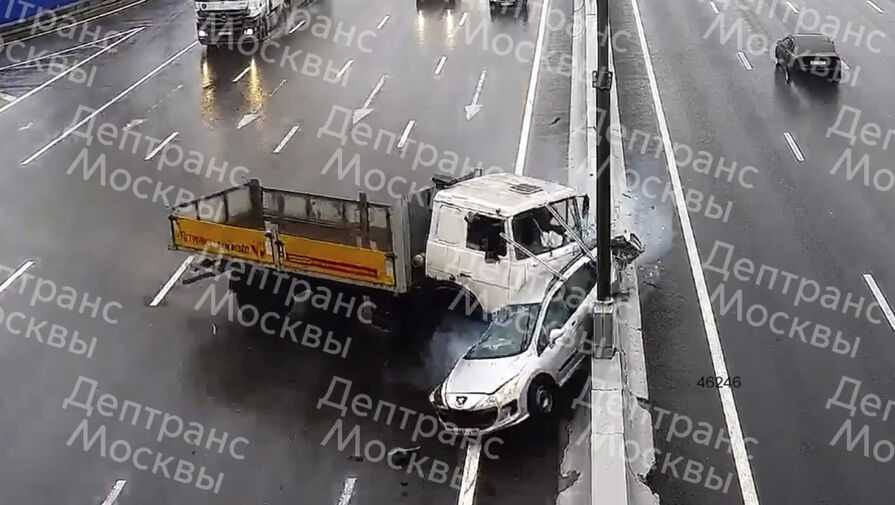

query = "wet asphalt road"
[0, 0, 581, 503]
[612, 0, 895, 503]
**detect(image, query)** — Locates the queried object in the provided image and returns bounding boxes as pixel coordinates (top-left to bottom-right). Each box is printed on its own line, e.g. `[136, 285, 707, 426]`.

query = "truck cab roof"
[434, 173, 577, 218]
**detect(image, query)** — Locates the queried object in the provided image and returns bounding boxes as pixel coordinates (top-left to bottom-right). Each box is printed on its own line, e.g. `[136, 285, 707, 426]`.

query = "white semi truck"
[194, 0, 285, 47]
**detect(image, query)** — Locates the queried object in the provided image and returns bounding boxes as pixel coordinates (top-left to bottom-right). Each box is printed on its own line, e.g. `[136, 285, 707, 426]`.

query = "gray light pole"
[593, 0, 615, 358]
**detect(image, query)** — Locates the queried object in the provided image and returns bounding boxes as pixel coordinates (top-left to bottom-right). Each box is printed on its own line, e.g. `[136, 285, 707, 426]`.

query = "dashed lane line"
[336, 477, 358, 505]
[377, 15, 390, 29]
[397, 119, 415, 150]
[0, 260, 36, 294]
[709, 0, 720, 14]
[863, 274, 895, 331]
[737, 51, 753, 70]
[630, 0, 761, 504]
[149, 256, 194, 307]
[783, 131, 805, 162]
[101, 480, 127, 505]
[0, 28, 143, 115]
[232, 65, 252, 83]
[785, 1, 799, 13]
[0, 0, 147, 47]
[21, 40, 199, 166]
[144, 131, 179, 161]
[273, 125, 301, 154]
[434, 55, 447, 76]
[289, 19, 307, 34]
[336, 59, 354, 80]
[867, 0, 884, 14]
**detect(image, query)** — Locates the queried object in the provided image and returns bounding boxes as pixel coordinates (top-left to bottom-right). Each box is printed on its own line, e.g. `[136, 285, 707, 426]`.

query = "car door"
[535, 259, 597, 382]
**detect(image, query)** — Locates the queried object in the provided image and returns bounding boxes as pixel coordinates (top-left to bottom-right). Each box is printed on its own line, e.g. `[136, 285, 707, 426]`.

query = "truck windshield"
[465, 304, 541, 359]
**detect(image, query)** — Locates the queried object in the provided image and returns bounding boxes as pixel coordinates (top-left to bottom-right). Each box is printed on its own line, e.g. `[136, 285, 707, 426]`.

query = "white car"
[430, 250, 597, 434]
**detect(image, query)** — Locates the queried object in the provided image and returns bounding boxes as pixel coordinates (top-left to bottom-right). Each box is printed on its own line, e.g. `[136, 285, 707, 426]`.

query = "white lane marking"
[237, 113, 261, 129]
[630, 1, 761, 505]
[269, 78, 287, 97]
[352, 74, 387, 124]
[0, 260, 36, 294]
[124, 118, 147, 130]
[783, 131, 805, 162]
[0, 92, 16, 102]
[434, 55, 447, 76]
[514, 0, 551, 175]
[0, 27, 142, 72]
[336, 477, 358, 505]
[863, 274, 895, 331]
[336, 59, 354, 80]
[144, 131, 179, 161]
[709, 0, 720, 14]
[101, 480, 127, 505]
[150, 256, 194, 307]
[289, 19, 307, 34]
[465, 68, 487, 120]
[0, 28, 143, 115]
[397, 120, 415, 150]
[273, 125, 301, 153]
[232, 65, 251, 83]
[459, 12, 469, 27]
[785, 1, 799, 13]
[457, 440, 481, 505]
[736, 51, 753, 70]
[867, 0, 884, 13]
[19, 122, 33, 130]
[377, 15, 390, 29]
[1, 0, 147, 47]
[22, 41, 199, 166]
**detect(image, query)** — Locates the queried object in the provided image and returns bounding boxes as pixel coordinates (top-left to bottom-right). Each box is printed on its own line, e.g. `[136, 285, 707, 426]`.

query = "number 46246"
[697, 376, 741, 388]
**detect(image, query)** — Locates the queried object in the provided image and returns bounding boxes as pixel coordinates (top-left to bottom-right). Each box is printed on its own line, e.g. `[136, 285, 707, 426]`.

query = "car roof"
[790, 33, 836, 53]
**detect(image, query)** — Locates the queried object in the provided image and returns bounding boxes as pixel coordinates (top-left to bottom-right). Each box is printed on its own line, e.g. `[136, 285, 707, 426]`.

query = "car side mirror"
[548, 328, 563, 348]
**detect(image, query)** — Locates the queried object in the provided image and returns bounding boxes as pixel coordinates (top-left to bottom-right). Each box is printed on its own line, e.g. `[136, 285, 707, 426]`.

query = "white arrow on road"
[353, 74, 387, 125]
[465, 68, 487, 120]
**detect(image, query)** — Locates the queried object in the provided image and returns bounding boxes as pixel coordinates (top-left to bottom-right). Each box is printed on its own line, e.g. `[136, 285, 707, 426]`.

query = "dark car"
[775, 33, 842, 83]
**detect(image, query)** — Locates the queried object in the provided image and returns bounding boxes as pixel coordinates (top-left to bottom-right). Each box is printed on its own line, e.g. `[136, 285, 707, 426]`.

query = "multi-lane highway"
[0, 0, 584, 503]
[3, 0, 895, 504]
[612, 0, 895, 503]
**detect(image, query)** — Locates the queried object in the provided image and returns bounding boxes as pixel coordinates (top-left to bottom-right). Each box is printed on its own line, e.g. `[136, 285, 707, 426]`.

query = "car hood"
[444, 355, 526, 395]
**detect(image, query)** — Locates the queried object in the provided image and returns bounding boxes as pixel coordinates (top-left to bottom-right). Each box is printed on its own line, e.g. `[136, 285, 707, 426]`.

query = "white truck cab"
[425, 173, 591, 313]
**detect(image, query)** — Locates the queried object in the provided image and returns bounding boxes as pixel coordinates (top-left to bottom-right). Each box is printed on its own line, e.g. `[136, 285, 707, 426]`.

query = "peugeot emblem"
[456, 396, 467, 406]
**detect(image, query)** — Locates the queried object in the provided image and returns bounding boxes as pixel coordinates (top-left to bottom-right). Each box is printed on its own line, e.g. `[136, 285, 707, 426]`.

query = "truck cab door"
[425, 206, 511, 312]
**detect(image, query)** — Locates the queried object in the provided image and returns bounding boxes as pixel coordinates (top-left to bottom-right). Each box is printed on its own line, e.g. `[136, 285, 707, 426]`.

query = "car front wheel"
[527, 377, 557, 418]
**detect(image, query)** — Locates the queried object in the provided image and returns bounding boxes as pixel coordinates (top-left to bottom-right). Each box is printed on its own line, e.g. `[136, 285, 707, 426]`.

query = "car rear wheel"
[527, 377, 557, 418]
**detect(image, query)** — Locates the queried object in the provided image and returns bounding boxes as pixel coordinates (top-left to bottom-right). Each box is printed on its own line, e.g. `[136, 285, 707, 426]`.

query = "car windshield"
[465, 304, 541, 359]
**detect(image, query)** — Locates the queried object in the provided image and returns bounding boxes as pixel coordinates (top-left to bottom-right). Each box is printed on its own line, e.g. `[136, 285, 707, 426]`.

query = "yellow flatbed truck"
[169, 173, 597, 326]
